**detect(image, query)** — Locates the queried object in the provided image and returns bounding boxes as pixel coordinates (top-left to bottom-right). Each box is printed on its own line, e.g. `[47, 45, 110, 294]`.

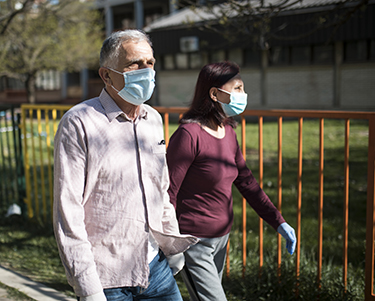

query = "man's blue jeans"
[78, 251, 183, 301]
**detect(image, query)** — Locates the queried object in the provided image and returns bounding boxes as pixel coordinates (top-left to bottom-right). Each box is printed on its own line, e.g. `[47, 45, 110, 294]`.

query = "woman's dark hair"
[180, 61, 240, 128]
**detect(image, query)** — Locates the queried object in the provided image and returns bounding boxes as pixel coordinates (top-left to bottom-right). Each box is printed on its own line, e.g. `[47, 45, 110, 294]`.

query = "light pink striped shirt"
[53, 89, 198, 297]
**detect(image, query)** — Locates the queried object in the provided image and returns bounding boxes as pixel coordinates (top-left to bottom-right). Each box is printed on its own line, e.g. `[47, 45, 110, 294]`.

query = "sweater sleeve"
[166, 126, 196, 209]
[233, 138, 285, 231]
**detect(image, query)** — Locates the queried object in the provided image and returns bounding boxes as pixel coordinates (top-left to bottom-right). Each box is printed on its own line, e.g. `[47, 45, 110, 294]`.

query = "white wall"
[265, 66, 334, 110]
[340, 63, 375, 110]
[156, 63, 375, 111]
[240, 69, 262, 109]
[157, 70, 200, 107]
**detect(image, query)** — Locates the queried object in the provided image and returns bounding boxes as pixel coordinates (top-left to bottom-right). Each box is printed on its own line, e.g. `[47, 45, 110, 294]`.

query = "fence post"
[365, 116, 375, 299]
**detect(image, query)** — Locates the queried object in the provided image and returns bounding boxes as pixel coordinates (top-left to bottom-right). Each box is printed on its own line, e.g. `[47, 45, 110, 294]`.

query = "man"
[53, 30, 198, 301]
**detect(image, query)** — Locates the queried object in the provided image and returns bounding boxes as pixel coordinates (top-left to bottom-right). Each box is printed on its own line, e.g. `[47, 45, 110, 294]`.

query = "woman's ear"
[99, 67, 112, 86]
[209, 87, 218, 102]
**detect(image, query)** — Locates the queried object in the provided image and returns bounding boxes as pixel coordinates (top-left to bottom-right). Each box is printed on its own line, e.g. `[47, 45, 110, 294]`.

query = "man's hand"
[166, 252, 185, 276]
[81, 291, 107, 301]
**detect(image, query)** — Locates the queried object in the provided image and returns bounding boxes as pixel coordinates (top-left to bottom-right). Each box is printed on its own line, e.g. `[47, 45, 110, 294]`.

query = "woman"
[166, 61, 296, 301]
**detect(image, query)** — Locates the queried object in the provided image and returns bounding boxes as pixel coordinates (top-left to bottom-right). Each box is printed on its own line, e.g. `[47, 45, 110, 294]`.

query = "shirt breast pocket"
[152, 144, 166, 154]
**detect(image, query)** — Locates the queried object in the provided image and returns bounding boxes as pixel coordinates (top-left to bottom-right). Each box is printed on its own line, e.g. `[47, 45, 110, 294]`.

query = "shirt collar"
[99, 89, 148, 122]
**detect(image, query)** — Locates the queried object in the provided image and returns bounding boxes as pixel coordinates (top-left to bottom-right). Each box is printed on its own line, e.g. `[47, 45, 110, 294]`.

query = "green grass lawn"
[0, 118, 369, 300]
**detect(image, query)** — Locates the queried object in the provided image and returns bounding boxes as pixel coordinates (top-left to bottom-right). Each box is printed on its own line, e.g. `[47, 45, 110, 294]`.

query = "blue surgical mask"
[109, 67, 156, 105]
[217, 88, 248, 117]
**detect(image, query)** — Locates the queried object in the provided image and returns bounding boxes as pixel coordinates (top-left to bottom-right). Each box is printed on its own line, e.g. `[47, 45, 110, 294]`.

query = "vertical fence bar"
[258, 116, 264, 273]
[226, 238, 230, 277]
[29, 109, 39, 220]
[241, 115, 247, 277]
[343, 119, 350, 292]
[21, 107, 33, 218]
[11, 107, 22, 207]
[52, 109, 58, 135]
[296, 117, 303, 295]
[365, 116, 375, 299]
[317, 118, 324, 289]
[277, 117, 283, 278]
[4, 111, 16, 205]
[45, 109, 53, 219]
[164, 112, 169, 147]
[16, 112, 25, 210]
[37, 109, 47, 222]
[0, 113, 7, 208]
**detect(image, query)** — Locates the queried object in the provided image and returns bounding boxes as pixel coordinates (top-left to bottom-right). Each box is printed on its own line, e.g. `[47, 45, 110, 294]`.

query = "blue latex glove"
[277, 222, 296, 255]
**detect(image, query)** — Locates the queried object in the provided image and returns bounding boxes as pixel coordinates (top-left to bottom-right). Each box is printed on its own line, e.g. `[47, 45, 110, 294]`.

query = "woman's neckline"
[201, 124, 226, 139]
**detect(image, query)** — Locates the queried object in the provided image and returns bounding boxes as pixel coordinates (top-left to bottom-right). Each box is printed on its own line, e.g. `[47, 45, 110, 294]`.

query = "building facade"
[145, 0, 375, 111]
[0, 0, 374, 111]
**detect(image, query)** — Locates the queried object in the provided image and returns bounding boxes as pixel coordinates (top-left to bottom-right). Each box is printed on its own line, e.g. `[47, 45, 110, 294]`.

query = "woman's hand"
[277, 223, 296, 255]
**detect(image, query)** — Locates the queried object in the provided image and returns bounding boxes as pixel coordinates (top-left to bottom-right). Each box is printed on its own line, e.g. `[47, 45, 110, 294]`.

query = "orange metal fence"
[21, 105, 375, 298]
[158, 107, 375, 299]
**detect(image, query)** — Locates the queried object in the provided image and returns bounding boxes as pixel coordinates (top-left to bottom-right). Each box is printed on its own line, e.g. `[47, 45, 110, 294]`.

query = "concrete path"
[0, 265, 75, 301]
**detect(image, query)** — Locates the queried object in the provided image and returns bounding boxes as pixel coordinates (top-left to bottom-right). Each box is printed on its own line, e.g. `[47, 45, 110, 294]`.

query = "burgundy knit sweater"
[167, 123, 285, 238]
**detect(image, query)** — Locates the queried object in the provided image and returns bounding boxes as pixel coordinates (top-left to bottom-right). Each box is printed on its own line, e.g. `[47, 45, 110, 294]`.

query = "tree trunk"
[25, 73, 36, 104]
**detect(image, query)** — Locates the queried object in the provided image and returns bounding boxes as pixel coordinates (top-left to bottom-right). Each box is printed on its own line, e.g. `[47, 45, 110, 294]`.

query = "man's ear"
[98, 67, 112, 86]
[209, 87, 218, 102]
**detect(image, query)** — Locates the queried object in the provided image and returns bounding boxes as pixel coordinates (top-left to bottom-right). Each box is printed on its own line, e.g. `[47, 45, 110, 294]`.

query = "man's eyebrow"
[125, 57, 156, 66]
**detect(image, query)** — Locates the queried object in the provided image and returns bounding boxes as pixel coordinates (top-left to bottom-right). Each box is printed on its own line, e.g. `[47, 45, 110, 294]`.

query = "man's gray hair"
[99, 30, 152, 67]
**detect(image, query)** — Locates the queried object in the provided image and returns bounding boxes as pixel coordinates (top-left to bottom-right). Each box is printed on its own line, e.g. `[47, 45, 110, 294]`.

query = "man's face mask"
[109, 67, 156, 105]
[217, 88, 248, 117]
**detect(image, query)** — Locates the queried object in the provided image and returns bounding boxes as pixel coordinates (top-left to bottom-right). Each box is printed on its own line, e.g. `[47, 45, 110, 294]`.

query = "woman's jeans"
[78, 251, 182, 301]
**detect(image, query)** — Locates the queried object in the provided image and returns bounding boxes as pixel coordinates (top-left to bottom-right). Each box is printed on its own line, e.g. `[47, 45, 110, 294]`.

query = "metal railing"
[0, 105, 25, 216]
[20, 105, 70, 222]
[158, 107, 375, 299]
[20, 104, 375, 298]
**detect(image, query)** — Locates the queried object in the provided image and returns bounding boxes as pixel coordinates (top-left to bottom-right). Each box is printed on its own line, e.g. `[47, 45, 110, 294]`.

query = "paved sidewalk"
[0, 265, 75, 301]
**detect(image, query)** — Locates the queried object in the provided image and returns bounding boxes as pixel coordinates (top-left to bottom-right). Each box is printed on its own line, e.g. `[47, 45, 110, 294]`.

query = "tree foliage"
[0, 0, 104, 103]
[0, 0, 35, 35]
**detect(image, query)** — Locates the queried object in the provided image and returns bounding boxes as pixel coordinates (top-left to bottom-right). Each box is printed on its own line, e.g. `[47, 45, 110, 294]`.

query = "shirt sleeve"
[166, 126, 196, 209]
[160, 119, 181, 235]
[53, 114, 103, 297]
[233, 138, 285, 231]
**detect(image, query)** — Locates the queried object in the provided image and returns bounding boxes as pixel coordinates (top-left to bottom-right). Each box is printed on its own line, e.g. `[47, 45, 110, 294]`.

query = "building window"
[291, 45, 311, 65]
[211, 50, 226, 63]
[36, 70, 61, 90]
[163, 54, 175, 70]
[370, 40, 375, 61]
[190, 53, 203, 69]
[270, 46, 289, 65]
[345, 40, 367, 62]
[244, 49, 260, 66]
[228, 48, 243, 66]
[313, 45, 333, 64]
[8, 77, 24, 90]
[0, 76, 6, 92]
[176, 53, 189, 69]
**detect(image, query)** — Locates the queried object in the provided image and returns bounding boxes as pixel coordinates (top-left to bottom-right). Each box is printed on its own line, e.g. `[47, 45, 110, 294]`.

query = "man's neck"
[106, 87, 140, 121]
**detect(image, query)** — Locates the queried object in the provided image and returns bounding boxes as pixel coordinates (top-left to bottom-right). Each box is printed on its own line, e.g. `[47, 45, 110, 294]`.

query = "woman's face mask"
[109, 67, 156, 106]
[217, 88, 248, 117]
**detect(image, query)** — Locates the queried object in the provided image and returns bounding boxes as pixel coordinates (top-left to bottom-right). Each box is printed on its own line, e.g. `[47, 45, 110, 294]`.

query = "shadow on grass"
[222, 258, 364, 301]
[0, 217, 74, 298]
